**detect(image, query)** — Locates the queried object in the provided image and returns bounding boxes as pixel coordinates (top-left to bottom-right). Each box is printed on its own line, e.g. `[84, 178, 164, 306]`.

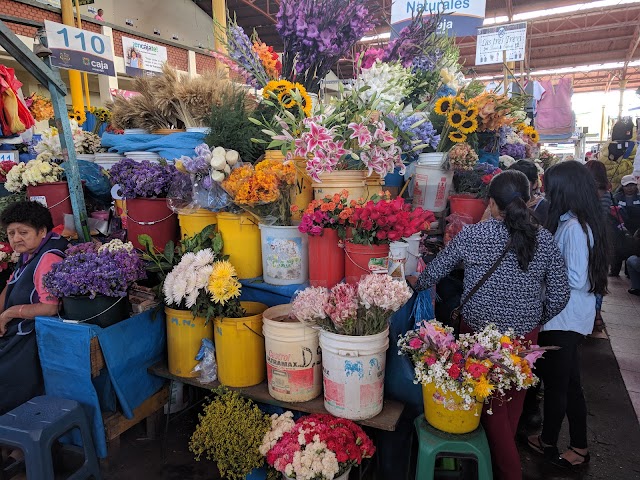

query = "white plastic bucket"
[259, 224, 309, 285]
[388, 241, 408, 278]
[403, 233, 422, 276]
[263, 304, 322, 402]
[319, 328, 389, 420]
[76, 154, 95, 162]
[412, 153, 453, 213]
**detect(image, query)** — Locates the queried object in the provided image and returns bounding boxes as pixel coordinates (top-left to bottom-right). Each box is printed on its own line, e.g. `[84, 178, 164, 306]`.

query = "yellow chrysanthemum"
[448, 131, 467, 143]
[208, 276, 242, 305]
[434, 96, 453, 115]
[458, 118, 478, 134]
[500, 335, 512, 345]
[447, 109, 465, 128]
[211, 260, 237, 280]
[473, 377, 495, 399]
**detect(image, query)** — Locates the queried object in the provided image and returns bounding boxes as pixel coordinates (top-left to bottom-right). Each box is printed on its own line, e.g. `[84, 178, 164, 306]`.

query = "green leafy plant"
[190, 387, 272, 480]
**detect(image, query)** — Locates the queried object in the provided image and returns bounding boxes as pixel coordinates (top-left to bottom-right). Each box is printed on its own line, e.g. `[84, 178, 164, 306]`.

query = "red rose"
[376, 230, 387, 240]
[448, 364, 461, 379]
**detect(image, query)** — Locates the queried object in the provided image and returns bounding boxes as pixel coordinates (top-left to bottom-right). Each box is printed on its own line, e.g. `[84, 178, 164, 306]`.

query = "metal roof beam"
[233, 0, 276, 23]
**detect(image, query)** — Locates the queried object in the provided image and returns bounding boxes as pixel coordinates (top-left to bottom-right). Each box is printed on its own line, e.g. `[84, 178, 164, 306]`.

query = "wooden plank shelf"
[148, 362, 404, 432]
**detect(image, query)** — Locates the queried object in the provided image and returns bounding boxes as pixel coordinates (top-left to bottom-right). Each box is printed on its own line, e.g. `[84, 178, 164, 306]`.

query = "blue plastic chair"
[0, 396, 101, 479]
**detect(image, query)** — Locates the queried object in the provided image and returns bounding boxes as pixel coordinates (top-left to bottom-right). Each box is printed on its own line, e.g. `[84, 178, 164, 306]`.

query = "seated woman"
[0, 201, 68, 415]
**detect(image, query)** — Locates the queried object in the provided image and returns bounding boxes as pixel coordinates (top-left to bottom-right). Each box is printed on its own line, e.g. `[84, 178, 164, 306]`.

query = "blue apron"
[0, 233, 67, 414]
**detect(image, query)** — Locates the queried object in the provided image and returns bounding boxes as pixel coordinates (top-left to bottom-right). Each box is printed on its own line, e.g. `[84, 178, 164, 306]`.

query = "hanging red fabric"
[0, 65, 36, 136]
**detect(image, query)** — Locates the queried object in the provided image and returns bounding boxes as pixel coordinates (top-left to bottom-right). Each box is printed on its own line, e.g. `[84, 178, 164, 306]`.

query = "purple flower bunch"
[109, 158, 177, 198]
[383, 12, 441, 67]
[500, 143, 527, 160]
[391, 114, 440, 158]
[357, 47, 385, 70]
[44, 243, 146, 299]
[226, 24, 268, 88]
[412, 50, 444, 72]
[276, 0, 375, 93]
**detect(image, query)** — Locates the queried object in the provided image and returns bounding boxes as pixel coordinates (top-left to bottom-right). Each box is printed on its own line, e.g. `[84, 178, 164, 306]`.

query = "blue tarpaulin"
[100, 131, 206, 160]
[36, 310, 166, 458]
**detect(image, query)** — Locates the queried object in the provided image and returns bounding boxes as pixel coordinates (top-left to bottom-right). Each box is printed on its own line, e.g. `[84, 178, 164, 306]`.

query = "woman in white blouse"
[528, 161, 609, 469]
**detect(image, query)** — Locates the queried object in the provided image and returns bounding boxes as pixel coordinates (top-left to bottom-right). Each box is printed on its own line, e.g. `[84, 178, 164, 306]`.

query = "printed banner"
[109, 88, 139, 99]
[121, 37, 168, 77]
[44, 20, 115, 76]
[391, 0, 487, 38]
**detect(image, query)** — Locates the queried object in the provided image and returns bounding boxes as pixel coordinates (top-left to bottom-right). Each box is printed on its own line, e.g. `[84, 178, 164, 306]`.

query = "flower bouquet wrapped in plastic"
[170, 143, 241, 213]
[222, 158, 296, 226]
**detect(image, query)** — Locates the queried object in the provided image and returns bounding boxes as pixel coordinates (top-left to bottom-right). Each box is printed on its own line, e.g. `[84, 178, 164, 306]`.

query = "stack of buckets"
[411, 152, 453, 215]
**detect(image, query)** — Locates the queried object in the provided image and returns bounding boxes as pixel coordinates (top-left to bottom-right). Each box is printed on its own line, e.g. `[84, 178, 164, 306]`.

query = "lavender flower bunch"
[225, 23, 269, 88]
[391, 114, 440, 159]
[383, 8, 442, 67]
[276, 0, 376, 93]
[499, 143, 527, 160]
[109, 158, 177, 198]
[44, 243, 146, 299]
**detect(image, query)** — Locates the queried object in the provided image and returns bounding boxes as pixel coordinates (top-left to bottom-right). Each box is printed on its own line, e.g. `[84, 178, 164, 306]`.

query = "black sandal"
[552, 447, 591, 469]
[527, 435, 559, 459]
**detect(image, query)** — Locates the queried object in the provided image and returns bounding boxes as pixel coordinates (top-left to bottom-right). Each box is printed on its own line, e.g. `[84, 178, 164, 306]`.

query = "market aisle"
[602, 276, 640, 424]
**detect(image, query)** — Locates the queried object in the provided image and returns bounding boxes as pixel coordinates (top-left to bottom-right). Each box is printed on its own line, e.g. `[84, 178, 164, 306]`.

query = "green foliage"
[205, 87, 274, 163]
[0, 192, 27, 242]
[190, 387, 271, 480]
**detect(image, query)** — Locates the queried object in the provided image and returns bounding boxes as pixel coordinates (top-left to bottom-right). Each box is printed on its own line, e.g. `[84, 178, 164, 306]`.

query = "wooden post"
[212, 0, 227, 54]
[503, 51, 507, 92]
[619, 78, 627, 119]
[600, 105, 606, 141]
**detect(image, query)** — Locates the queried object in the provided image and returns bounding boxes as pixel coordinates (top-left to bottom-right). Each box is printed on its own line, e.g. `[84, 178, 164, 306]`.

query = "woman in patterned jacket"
[409, 170, 571, 480]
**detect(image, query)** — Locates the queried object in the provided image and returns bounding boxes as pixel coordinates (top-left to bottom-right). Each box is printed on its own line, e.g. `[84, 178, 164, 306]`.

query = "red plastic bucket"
[125, 198, 178, 251]
[449, 194, 488, 224]
[27, 181, 72, 228]
[308, 228, 344, 288]
[344, 241, 389, 284]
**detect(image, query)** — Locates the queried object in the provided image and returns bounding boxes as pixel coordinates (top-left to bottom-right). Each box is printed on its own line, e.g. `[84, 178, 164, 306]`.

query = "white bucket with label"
[388, 241, 408, 278]
[319, 328, 389, 420]
[403, 233, 422, 275]
[259, 224, 309, 285]
[412, 153, 453, 213]
[262, 304, 322, 402]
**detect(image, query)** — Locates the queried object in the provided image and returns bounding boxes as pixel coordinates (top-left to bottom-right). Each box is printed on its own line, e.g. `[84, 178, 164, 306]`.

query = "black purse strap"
[459, 239, 512, 309]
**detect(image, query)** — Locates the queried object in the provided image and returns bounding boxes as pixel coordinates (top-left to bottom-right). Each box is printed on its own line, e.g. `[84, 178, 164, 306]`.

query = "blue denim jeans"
[628, 255, 640, 290]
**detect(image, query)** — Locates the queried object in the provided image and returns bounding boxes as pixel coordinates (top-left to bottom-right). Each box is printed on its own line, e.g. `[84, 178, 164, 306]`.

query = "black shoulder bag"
[450, 240, 512, 334]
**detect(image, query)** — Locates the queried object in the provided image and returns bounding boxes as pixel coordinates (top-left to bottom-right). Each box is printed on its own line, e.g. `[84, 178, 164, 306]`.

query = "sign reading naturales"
[391, 0, 487, 37]
[44, 20, 115, 76]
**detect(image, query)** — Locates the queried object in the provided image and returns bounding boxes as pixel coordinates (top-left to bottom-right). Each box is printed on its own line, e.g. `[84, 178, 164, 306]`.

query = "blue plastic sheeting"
[239, 277, 309, 307]
[36, 310, 166, 458]
[100, 131, 206, 160]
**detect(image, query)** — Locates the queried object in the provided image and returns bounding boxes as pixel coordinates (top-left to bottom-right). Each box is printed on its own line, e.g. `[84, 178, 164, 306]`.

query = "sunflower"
[434, 96, 453, 115]
[278, 90, 297, 109]
[458, 118, 478, 134]
[448, 131, 467, 143]
[263, 79, 291, 99]
[447, 109, 465, 128]
[293, 83, 312, 117]
[454, 95, 469, 108]
[464, 106, 478, 119]
[530, 131, 540, 143]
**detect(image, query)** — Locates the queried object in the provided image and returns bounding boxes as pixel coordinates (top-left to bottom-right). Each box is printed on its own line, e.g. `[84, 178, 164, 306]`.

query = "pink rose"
[408, 337, 423, 349]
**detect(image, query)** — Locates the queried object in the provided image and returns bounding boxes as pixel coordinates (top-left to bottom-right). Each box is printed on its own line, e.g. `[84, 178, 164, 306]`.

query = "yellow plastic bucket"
[312, 171, 384, 203]
[216, 212, 262, 279]
[422, 383, 482, 434]
[165, 307, 213, 378]
[263, 150, 312, 221]
[214, 301, 268, 387]
[178, 209, 217, 239]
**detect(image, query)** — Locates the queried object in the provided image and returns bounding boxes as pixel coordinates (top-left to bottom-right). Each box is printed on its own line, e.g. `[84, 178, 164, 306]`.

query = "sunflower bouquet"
[163, 251, 245, 322]
[222, 158, 297, 225]
[431, 94, 479, 152]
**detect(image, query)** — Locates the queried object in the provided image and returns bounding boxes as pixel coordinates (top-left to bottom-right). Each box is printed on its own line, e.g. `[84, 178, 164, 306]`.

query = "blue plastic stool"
[414, 415, 492, 480]
[0, 396, 101, 480]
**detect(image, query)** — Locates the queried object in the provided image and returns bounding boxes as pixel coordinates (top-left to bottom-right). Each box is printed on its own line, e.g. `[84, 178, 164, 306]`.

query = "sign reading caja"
[391, 0, 487, 38]
[44, 20, 115, 76]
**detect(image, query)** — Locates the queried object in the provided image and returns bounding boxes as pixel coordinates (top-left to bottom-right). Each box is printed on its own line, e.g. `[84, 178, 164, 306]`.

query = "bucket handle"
[58, 296, 125, 324]
[344, 249, 388, 273]
[127, 212, 175, 226]
[241, 322, 265, 339]
[45, 194, 72, 210]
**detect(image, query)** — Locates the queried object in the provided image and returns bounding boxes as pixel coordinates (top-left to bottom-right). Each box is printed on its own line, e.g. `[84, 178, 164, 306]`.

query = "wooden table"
[148, 362, 405, 432]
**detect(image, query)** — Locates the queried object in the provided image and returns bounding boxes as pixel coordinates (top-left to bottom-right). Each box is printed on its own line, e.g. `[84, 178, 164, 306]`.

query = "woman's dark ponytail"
[488, 170, 538, 271]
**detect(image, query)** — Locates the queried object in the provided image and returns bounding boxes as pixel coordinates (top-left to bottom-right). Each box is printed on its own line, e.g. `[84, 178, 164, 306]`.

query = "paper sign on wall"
[476, 22, 527, 65]
[391, 0, 487, 38]
[121, 37, 168, 77]
[44, 20, 115, 76]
